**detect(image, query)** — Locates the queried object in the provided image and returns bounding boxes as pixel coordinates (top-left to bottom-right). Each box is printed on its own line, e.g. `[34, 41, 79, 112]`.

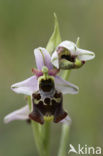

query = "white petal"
[51, 51, 59, 68]
[77, 48, 95, 61]
[55, 76, 79, 94]
[57, 41, 76, 55]
[11, 76, 38, 95]
[34, 47, 53, 70]
[60, 115, 71, 125]
[4, 105, 30, 123]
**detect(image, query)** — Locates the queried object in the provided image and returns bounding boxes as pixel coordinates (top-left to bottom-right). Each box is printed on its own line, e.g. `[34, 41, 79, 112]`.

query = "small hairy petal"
[77, 48, 95, 61]
[51, 51, 59, 69]
[11, 76, 38, 95]
[60, 115, 71, 125]
[4, 105, 30, 123]
[55, 76, 79, 94]
[34, 47, 53, 70]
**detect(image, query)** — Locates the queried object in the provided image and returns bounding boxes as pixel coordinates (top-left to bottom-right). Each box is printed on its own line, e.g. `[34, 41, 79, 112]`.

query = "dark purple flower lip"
[29, 90, 68, 125]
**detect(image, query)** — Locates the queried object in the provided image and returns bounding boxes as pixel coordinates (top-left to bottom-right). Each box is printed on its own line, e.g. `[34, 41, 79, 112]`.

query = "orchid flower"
[4, 47, 78, 124]
[51, 40, 95, 69]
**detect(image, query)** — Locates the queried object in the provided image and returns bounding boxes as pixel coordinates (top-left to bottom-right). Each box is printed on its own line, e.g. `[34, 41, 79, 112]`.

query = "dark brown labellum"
[29, 90, 67, 124]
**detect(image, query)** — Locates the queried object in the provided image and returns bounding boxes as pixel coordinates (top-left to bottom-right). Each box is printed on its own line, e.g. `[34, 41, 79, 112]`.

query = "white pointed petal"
[55, 76, 79, 94]
[34, 47, 53, 70]
[77, 48, 95, 61]
[11, 76, 38, 95]
[60, 115, 71, 125]
[4, 105, 30, 123]
[51, 51, 59, 68]
[57, 40, 76, 55]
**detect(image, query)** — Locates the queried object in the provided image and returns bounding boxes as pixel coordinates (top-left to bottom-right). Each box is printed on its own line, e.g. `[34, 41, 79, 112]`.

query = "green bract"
[46, 13, 62, 54]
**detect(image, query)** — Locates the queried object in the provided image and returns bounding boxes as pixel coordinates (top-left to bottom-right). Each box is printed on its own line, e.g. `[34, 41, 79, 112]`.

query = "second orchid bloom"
[51, 40, 95, 69]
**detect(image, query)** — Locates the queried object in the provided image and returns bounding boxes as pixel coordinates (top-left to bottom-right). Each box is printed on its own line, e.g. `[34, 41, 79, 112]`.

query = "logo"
[68, 144, 102, 155]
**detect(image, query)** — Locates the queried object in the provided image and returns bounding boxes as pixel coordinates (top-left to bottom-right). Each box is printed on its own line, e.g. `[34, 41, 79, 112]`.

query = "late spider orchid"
[51, 40, 95, 69]
[4, 47, 78, 124]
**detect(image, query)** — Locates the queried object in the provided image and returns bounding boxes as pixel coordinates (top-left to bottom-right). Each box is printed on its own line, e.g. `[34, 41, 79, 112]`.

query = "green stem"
[58, 70, 71, 156]
[32, 122, 43, 156]
[58, 125, 70, 156]
[39, 121, 51, 156]
[62, 70, 71, 80]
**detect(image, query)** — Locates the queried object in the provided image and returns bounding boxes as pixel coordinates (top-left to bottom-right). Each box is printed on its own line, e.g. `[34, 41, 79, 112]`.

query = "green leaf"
[46, 13, 62, 54]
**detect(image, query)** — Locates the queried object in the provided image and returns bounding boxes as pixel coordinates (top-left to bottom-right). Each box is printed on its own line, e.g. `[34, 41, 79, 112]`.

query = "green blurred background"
[0, 0, 103, 156]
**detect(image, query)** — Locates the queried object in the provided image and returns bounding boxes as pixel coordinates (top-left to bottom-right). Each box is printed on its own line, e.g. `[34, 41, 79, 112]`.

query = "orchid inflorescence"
[4, 40, 95, 125]
[4, 13, 95, 128]
[3, 14, 95, 156]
